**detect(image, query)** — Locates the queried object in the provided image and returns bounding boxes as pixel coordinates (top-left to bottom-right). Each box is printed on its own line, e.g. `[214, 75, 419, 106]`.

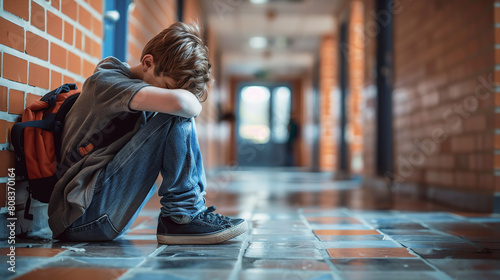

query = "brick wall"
[347, 0, 364, 174]
[361, 0, 377, 178]
[0, 0, 103, 218]
[127, 0, 176, 66]
[319, 35, 337, 171]
[361, 0, 496, 211]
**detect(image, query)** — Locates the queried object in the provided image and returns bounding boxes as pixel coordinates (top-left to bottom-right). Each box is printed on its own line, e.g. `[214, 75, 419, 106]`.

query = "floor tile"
[239, 270, 335, 280]
[4, 170, 500, 279]
[242, 258, 331, 271]
[313, 230, 381, 236]
[0, 248, 66, 257]
[336, 271, 445, 280]
[327, 247, 417, 258]
[321, 240, 400, 249]
[13, 267, 128, 280]
[125, 269, 232, 280]
[328, 258, 435, 271]
[62, 240, 159, 258]
[411, 247, 500, 259]
[306, 217, 361, 224]
[157, 247, 241, 259]
[310, 224, 372, 230]
[427, 259, 500, 272]
[142, 258, 237, 269]
[316, 235, 386, 241]
[244, 247, 323, 260]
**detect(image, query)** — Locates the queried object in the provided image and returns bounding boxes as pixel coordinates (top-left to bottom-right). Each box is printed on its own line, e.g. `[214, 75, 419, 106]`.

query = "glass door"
[236, 83, 292, 167]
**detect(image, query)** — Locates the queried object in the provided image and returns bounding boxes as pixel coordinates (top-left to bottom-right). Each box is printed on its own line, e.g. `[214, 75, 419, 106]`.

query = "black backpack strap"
[40, 83, 77, 107]
[24, 196, 33, 220]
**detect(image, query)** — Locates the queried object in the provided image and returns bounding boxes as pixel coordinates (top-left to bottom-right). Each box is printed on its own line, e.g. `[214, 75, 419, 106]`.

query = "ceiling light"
[250, 0, 268, 4]
[249, 37, 268, 49]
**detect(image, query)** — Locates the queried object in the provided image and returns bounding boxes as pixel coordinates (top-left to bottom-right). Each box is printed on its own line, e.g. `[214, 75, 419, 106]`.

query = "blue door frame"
[102, 0, 132, 61]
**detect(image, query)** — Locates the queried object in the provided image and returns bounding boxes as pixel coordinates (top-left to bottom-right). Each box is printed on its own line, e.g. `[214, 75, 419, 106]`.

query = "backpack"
[11, 83, 81, 220]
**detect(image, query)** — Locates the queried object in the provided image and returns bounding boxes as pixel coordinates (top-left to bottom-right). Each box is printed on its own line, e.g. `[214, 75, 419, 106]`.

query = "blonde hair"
[141, 22, 211, 102]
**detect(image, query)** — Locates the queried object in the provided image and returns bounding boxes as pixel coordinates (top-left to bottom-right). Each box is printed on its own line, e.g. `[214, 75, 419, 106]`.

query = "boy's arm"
[129, 87, 202, 118]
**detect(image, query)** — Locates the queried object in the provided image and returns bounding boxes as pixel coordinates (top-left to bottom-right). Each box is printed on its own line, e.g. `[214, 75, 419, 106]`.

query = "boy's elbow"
[176, 97, 201, 118]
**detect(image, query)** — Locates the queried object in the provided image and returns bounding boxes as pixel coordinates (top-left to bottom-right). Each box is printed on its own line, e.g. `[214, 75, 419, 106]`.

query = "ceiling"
[202, 0, 340, 78]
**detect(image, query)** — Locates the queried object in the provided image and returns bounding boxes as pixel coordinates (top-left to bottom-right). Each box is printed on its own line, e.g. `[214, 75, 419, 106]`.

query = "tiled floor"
[2, 169, 500, 280]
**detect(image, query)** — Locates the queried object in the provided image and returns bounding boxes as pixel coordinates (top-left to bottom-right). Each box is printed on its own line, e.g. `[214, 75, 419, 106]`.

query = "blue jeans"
[61, 114, 207, 241]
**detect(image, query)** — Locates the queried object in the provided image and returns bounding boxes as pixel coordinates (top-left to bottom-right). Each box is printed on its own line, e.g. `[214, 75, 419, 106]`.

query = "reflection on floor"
[1, 169, 500, 280]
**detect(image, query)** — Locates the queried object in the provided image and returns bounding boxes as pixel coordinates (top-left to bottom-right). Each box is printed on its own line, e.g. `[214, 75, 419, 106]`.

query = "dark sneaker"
[157, 206, 248, 245]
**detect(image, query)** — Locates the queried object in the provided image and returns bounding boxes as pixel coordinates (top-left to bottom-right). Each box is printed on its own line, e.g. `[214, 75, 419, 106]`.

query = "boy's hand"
[130, 87, 202, 118]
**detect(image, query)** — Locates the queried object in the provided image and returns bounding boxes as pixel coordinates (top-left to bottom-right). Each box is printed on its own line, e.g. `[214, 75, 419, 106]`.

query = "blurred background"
[0, 0, 499, 238]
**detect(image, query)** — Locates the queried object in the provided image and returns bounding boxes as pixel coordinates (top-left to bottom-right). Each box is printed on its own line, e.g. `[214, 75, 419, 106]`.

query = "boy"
[47, 22, 247, 244]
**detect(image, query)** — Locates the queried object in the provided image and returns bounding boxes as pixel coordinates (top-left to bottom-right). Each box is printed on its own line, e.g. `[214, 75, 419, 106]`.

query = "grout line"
[299, 208, 343, 280]
[118, 244, 167, 280]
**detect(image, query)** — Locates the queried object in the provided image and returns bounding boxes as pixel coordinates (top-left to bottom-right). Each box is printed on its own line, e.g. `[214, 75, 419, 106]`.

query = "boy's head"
[141, 22, 211, 102]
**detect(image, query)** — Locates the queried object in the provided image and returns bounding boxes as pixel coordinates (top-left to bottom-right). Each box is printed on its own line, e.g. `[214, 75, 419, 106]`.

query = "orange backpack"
[11, 84, 80, 219]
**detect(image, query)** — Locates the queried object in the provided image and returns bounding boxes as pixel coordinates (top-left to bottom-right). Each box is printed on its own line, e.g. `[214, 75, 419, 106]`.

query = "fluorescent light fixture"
[249, 37, 268, 49]
[250, 0, 268, 4]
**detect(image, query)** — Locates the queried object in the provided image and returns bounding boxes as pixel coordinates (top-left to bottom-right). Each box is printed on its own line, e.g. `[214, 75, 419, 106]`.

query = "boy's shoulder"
[95, 56, 131, 74]
[86, 56, 137, 86]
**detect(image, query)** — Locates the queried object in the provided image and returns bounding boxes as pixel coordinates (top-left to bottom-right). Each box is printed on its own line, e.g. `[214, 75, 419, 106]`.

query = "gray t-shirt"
[48, 57, 150, 237]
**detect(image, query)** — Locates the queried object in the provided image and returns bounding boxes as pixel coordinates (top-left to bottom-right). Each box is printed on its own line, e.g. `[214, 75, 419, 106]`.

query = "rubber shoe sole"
[157, 220, 248, 245]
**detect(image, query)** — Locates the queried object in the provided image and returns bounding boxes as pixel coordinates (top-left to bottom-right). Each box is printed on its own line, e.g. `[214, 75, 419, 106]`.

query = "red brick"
[75, 28, 83, 50]
[26, 31, 48, 61]
[47, 11, 63, 39]
[28, 63, 50, 89]
[83, 59, 95, 78]
[495, 7, 500, 23]
[91, 38, 101, 59]
[63, 75, 75, 84]
[495, 70, 500, 86]
[50, 43, 67, 69]
[61, 0, 77, 19]
[67, 51, 81, 75]
[26, 93, 41, 106]
[64, 21, 74, 45]
[51, 0, 60, 10]
[0, 120, 6, 144]
[31, 1, 45, 31]
[4, 0, 29, 20]
[88, 0, 102, 13]
[0, 86, 7, 112]
[91, 16, 102, 37]
[3, 54, 27, 83]
[6, 122, 14, 143]
[0, 151, 15, 177]
[0, 18, 24, 52]
[79, 5, 92, 30]
[51, 71, 62, 90]
[495, 154, 500, 169]
[495, 135, 500, 149]
[84, 36, 101, 59]
[8, 89, 24, 114]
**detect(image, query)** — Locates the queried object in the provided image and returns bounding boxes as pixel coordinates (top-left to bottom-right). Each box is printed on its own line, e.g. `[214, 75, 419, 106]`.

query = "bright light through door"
[239, 86, 271, 144]
[272, 86, 291, 143]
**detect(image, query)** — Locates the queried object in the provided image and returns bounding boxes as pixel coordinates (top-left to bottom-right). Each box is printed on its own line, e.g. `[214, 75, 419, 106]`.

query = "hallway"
[2, 170, 499, 280]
